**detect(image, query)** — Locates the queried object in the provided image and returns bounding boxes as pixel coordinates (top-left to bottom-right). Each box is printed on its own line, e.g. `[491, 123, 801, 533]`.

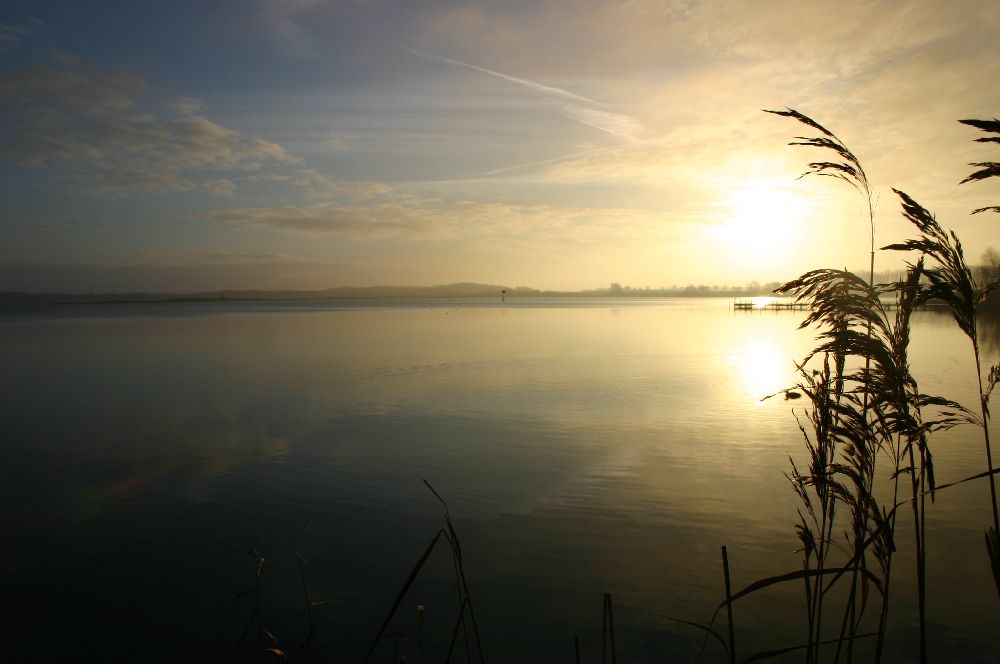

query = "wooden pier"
[733, 298, 900, 311]
[733, 298, 808, 311]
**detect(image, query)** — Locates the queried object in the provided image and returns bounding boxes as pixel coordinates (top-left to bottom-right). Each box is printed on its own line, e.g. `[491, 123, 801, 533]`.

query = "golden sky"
[1, 0, 998, 291]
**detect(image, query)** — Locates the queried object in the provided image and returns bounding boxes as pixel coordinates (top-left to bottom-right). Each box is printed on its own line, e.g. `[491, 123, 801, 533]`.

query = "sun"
[707, 182, 812, 274]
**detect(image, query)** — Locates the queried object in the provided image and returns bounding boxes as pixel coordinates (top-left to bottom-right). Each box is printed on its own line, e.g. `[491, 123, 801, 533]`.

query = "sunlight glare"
[737, 337, 791, 405]
[707, 183, 811, 275]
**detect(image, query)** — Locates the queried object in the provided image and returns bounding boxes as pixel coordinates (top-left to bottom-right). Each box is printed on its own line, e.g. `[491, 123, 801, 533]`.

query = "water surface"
[1, 298, 997, 661]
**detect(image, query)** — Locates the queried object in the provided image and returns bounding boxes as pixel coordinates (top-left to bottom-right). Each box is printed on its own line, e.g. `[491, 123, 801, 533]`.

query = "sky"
[1, 0, 998, 292]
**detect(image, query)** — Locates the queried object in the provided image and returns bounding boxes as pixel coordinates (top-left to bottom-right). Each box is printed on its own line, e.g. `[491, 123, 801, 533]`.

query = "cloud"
[253, 0, 332, 57]
[0, 209, 74, 233]
[198, 196, 679, 252]
[559, 105, 644, 141]
[168, 96, 203, 116]
[0, 53, 299, 196]
[324, 132, 358, 150]
[125, 249, 295, 265]
[415, 0, 996, 71]
[0, 18, 42, 51]
[246, 169, 392, 198]
[193, 250, 293, 262]
[607, 0, 697, 20]
[535, 140, 687, 185]
[200, 201, 426, 236]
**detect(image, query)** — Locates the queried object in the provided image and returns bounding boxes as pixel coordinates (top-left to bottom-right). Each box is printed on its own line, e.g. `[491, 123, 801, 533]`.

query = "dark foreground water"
[1, 298, 998, 662]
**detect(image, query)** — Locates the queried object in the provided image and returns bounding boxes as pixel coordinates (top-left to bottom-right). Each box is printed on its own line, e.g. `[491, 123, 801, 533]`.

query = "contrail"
[406, 47, 594, 104]
[481, 145, 611, 177]
[407, 47, 643, 141]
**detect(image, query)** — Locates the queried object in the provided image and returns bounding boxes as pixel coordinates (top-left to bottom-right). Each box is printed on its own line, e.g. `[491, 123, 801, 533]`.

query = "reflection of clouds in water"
[504, 431, 644, 516]
[67, 426, 294, 522]
[360, 358, 525, 380]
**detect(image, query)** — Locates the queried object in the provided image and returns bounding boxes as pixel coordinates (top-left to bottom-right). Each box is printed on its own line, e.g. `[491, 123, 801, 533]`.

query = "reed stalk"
[721, 546, 736, 664]
[602, 592, 618, 664]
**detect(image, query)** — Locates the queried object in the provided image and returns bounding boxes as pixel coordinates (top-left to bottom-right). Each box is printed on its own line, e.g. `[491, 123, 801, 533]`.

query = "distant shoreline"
[0, 281, 785, 305]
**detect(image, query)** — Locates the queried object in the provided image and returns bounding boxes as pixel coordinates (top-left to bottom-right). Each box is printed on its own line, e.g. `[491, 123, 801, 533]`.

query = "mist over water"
[1, 298, 997, 661]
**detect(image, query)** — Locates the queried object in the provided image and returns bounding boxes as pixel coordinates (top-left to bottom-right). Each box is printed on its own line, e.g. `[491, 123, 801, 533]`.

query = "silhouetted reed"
[708, 109, 1000, 664]
[773, 263, 968, 663]
[228, 530, 321, 663]
[958, 116, 1000, 595]
[767, 109, 890, 661]
[364, 480, 484, 664]
[958, 117, 1000, 216]
[764, 108, 877, 287]
[884, 184, 1000, 597]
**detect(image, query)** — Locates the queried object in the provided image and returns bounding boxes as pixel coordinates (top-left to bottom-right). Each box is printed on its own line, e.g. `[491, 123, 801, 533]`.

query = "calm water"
[1, 298, 998, 662]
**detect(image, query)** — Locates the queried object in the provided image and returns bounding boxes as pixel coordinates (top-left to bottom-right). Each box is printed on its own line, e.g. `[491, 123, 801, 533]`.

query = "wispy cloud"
[253, 0, 330, 57]
[168, 96, 203, 116]
[0, 53, 300, 197]
[0, 209, 74, 233]
[479, 145, 610, 177]
[246, 170, 392, 199]
[0, 18, 42, 51]
[408, 47, 644, 140]
[126, 249, 296, 265]
[198, 196, 677, 251]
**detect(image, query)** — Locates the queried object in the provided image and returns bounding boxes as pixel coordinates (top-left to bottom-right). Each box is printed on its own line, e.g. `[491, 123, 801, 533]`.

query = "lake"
[1, 297, 998, 662]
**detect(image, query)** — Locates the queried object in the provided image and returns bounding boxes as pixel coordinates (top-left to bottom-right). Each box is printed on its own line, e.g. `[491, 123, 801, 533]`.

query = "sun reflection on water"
[737, 336, 792, 405]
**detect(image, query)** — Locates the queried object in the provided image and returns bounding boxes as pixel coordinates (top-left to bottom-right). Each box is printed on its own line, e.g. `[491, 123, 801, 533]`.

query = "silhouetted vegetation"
[671, 110, 1000, 663]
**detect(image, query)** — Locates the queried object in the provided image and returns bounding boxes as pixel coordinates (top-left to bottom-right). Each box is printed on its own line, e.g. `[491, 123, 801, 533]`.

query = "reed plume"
[959, 118, 1000, 215]
[885, 178, 1000, 598]
[764, 108, 877, 286]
